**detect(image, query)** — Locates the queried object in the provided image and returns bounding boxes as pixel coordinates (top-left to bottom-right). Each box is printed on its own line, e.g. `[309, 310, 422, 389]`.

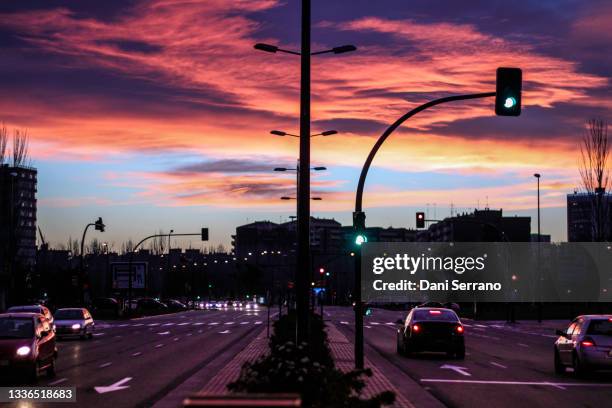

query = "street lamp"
[256, 1, 356, 344]
[281, 196, 322, 200]
[79, 217, 105, 305]
[271, 130, 337, 138]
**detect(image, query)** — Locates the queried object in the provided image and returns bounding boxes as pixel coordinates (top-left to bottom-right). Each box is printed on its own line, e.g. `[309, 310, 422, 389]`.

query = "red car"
[0, 313, 57, 381]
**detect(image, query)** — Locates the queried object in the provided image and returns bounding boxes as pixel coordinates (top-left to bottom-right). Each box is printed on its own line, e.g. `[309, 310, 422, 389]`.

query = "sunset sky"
[1, 0, 610, 249]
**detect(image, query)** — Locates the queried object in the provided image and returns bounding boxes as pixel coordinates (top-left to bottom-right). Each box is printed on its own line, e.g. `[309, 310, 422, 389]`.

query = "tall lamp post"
[80, 217, 105, 305]
[255, 0, 356, 342]
[534, 173, 541, 242]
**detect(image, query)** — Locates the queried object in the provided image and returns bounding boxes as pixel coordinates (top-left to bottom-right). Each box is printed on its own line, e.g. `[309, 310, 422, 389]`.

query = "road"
[1, 308, 270, 408]
[326, 306, 612, 408]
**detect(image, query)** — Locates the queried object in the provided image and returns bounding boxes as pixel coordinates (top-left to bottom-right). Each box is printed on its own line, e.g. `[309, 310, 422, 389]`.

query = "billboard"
[111, 262, 147, 289]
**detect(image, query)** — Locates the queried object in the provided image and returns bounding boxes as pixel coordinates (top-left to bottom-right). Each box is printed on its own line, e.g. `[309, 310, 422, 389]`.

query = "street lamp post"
[255, 0, 356, 342]
[534, 173, 542, 323]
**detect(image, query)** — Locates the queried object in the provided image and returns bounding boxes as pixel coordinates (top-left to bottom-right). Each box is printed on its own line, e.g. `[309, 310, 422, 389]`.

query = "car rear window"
[55, 310, 84, 320]
[586, 319, 612, 336]
[413, 309, 459, 322]
[0, 317, 34, 338]
[7, 306, 40, 314]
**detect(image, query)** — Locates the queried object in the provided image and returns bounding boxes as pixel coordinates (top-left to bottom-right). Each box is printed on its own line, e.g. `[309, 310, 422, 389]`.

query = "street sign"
[111, 262, 146, 289]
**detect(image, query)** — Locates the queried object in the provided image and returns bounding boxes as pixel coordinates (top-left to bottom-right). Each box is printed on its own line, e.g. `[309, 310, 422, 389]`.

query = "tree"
[579, 119, 610, 241]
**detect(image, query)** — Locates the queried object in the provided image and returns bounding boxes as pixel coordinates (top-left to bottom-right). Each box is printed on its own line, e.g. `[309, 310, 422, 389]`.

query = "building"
[0, 164, 38, 309]
[417, 209, 531, 242]
[567, 192, 612, 242]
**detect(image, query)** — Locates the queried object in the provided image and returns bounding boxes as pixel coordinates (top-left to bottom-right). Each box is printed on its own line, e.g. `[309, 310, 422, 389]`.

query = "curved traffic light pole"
[352, 91, 496, 369]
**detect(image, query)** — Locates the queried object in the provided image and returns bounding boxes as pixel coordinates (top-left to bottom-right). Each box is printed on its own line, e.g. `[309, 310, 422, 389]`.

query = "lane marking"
[173, 337, 179, 341]
[490, 362, 507, 369]
[155, 343, 164, 348]
[187, 333, 193, 336]
[474, 324, 487, 328]
[254, 321, 262, 325]
[440, 364, 471, 377]
[340, 321, 349, 325]
[132, 323, 144, 327]
[240, 321, 249, 325]
[118, 324, 129, 327]
[178, 322, 190, 326]
[147, 323, 160, 326]
[49, 378, 67, 385]
[518, 343, 530, 348]
[98, 362, 112, 368]
[131, 351, 142, 357]
[219, 330, 230, 334]
[162, 323, 175, 326]
[419, 379, 612, 388]
[385, 322, 395, 325]
[93, 333, 105, 336]
[225, 322, 234, 325]
[371, 322, 380, 325]
[365, 325, 372, 329]
[206, 322, 218, 326]
[95, 377, 132, 394]
[158, 331, 170, 335]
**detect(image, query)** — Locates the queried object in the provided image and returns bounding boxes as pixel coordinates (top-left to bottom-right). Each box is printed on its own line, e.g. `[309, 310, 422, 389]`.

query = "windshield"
[55, 309, 84, 320]
[0, 317, 34, 339]
[413, 309, 459, 322]
[586, 319, 612, 336]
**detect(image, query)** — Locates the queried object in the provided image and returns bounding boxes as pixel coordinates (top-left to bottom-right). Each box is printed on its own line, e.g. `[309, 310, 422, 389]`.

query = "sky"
[0, 0, 610, 249]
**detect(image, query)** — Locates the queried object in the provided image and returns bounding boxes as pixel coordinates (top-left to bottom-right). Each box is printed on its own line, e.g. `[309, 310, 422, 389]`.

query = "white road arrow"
[440, 364, 471, 377]
[94, 377, 132, 394]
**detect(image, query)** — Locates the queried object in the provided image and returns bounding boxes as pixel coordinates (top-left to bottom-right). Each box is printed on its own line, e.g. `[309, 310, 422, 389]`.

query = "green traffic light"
[504, 96, 517, 109]
[355, 234, 367, 246]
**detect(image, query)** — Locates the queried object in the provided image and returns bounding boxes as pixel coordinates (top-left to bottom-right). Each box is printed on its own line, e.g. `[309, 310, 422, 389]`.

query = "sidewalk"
[326, 323, 415, 408]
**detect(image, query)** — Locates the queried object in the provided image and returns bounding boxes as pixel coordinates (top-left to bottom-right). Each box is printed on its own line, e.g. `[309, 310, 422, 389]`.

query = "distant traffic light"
[319, 267, 325, 275]
[201, 228, 209, 241]
[353, 211, 367, 246]
[495, 67, 522, 116]
[416, 212, 425, 229]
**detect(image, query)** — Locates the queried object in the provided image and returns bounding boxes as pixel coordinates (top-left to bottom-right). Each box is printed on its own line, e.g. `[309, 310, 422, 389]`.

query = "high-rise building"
[567, 192, 612, 242]
[0, 164, 38, 308]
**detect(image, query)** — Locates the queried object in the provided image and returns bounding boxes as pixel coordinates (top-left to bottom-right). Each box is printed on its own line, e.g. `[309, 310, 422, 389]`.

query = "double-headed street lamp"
[256, 4, 356, 343]
[281, 196, 322, 201]
[271, 130, 338, 138]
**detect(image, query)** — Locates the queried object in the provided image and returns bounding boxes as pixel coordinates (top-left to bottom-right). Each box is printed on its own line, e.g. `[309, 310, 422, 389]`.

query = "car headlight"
[72, 323, 81, 330]
[16, 346, 31, 356]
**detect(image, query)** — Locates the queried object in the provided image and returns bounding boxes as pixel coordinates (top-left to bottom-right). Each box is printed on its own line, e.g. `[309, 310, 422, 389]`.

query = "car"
[396, 307, 465, 359]
[0, 313, 57, 381]
[91, 297, 122, 318]
[244, 302, 260, 311]
[162, 299, 188, 312]
[54, 308, 95, 340]
[554, 314, 612, 375]
[7, 305, 54, 331]
[137, 298, 168, 314]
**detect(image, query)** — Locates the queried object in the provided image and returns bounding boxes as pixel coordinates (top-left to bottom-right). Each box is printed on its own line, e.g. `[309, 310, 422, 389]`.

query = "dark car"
[7, 305, 54, 331]
[91, 297, 122, 318]
[137, 298, 168, 314]
[396, 307, 465, 359]
[0, 313, 57, 381]
[162, 299, 188, 312]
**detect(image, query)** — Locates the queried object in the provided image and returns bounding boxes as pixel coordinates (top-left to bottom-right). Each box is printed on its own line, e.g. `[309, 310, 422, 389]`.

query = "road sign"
[111, 262, 146, 289]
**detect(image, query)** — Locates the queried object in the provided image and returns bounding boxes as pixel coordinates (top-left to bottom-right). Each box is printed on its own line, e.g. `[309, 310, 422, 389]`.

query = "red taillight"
[456, 325, 464, 334]
[412, 324, 421, 333]
[581, 338, 595, 347]
[429, 310, 442, 315]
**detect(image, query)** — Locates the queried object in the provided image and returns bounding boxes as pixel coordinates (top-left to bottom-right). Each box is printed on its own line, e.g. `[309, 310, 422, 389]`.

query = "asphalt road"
[326, 306, 612, 408]
[2, 308, 269, 408]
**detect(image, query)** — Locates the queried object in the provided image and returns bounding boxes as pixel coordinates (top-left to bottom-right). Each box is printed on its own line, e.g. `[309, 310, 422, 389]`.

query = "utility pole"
[296, 0, 311, 344]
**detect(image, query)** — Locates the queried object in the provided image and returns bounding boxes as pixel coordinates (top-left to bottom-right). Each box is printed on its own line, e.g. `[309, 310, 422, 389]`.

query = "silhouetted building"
[417, 209, 531, 242]
[530, 233, 551, 242]
[567, 192, 612, 242]
[0, 164, 38, 309]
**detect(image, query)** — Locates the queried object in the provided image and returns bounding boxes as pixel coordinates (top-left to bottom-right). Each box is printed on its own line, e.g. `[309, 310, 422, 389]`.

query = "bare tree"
[0, 124, 7, 165]
[12, 129, 30, 167]
[579, 118, 610, 241]
[148, 230, 167, 255]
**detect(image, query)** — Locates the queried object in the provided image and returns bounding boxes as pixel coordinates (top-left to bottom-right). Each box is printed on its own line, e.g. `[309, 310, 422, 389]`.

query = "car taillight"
[412, 324, 421, 333]
[456, 325, 464, 334]
[429, 310, 441, 315]
[581, 337, 595, 347]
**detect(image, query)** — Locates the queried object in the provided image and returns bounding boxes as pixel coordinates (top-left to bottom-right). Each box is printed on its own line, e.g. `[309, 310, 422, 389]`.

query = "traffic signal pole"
[353, 91, 496, 369]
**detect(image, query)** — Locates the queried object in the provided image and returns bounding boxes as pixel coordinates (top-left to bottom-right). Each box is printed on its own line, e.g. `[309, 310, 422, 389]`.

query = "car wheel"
[396, 335, 403, 355]
[46, 358, 56, 378]
[554, 349, 565, 374]
[403, 341, 412, 357]
[455, 347, 465, 360]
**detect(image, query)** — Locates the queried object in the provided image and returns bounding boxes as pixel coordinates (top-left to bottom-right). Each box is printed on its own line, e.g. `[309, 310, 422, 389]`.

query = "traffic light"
[495, 67, 522, 116]
[416, 212, 425, 229]
[319, 267, 325, 275]
[201, 228, 209, 241]
[94, 217, 105, 232]
[353, 211, 367, 246]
